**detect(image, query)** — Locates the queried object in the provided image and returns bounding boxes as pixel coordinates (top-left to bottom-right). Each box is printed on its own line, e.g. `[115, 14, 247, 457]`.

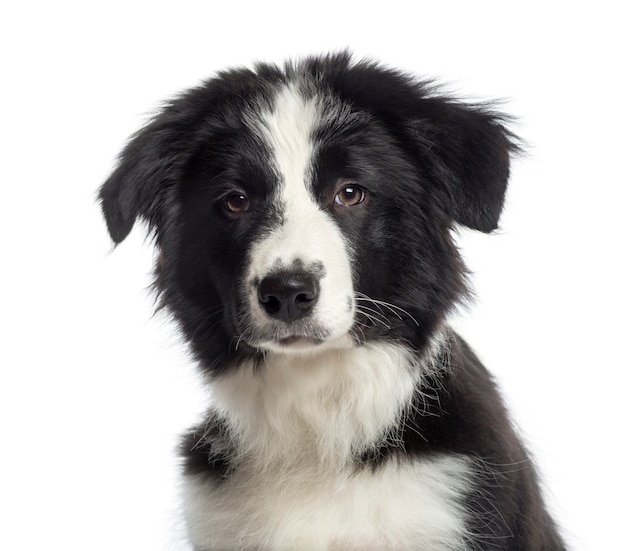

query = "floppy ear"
[317, 55, 518, 233]
[409, 99, 518, 232]
[99, 105, 196, 244]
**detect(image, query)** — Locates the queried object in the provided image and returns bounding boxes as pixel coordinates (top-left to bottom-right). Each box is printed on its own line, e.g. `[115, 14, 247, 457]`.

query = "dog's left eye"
[335, 185, 366, 207]
[224, 192, 250, 214]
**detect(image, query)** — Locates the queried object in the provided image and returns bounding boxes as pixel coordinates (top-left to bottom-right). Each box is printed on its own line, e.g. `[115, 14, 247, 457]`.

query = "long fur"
[100, 53, 565, 550]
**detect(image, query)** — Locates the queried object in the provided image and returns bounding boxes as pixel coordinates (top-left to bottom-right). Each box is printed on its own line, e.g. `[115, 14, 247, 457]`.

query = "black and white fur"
[100, 53, 565, 550]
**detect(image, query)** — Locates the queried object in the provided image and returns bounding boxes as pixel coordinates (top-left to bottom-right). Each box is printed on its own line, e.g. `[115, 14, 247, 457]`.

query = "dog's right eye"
[223, 192, 250, 214]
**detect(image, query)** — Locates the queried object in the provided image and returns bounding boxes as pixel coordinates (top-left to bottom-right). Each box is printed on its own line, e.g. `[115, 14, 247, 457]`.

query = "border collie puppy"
[100, 53, 565, 550]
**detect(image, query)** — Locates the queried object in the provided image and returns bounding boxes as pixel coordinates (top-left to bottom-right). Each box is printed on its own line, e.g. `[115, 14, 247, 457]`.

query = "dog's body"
[100, 54, 564, 550]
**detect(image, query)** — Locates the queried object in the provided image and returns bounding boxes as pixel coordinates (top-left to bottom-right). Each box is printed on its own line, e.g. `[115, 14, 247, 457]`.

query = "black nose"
[257, 272, 319, 322]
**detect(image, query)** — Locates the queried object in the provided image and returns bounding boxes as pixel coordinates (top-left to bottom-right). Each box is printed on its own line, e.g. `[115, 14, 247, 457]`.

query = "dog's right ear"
[99, 104, 196, 244]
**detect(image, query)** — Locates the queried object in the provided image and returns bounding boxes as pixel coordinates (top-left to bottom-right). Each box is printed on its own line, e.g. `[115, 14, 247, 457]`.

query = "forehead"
[243, 81, 364, 195]
[249, 83, 320, 195]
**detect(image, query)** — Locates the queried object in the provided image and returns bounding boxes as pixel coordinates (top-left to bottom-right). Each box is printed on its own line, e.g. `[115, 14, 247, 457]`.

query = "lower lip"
[277, 336, 319, 347]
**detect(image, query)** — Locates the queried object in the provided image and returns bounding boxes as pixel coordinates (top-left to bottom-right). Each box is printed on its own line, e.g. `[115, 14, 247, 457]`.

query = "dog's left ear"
[408, 99, 518, 232]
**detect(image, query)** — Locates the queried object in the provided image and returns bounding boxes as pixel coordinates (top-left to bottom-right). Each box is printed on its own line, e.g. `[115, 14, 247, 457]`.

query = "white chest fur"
[183, 342, 473, 550]
[183, 454, 472, 550]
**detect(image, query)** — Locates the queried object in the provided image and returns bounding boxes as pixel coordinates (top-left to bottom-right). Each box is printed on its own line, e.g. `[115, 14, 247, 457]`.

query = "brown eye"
[224, 192, 250, 214]
[335, 184, 366, 207]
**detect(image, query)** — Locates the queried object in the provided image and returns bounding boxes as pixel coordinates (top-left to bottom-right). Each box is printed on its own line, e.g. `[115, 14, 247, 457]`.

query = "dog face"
[100, 53, 515, 373]
[220, 84, 358, 354]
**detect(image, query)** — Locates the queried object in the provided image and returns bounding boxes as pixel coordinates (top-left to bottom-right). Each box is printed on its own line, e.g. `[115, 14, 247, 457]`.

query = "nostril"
[257, 272, 319, 322]
[260, 294, 281, 315]
[295, 289, 316, 304]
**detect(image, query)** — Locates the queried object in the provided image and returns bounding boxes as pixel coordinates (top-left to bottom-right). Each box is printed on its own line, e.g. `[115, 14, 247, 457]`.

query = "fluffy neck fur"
[207, 338, 446, 473]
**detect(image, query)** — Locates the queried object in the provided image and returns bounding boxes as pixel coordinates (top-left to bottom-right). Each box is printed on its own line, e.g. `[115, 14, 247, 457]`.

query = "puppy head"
[100, 53, 517, 372]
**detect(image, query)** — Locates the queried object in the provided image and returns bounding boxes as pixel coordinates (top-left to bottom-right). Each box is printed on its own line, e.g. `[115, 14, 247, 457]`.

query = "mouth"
[236, 296, 355, 353]
[235, 316, 332, 352]
[238, 327, 353, 354]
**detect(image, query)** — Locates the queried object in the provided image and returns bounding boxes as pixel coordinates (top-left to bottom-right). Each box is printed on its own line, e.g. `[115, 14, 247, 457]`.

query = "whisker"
[355, 292, 420, 328]
[190, 307, 225, 341]
[356, 303, 393, 321]
[355, 308, 392, 329]
[234, 325, 251, 351]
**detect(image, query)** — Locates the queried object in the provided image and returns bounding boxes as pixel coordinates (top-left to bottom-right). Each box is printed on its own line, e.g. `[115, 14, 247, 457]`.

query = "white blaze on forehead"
[257, 82, 320, 198]
[250, 81, 333, 267]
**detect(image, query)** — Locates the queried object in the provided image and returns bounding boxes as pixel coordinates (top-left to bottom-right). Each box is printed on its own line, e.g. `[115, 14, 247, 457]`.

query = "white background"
[1, 1, 624, 549]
